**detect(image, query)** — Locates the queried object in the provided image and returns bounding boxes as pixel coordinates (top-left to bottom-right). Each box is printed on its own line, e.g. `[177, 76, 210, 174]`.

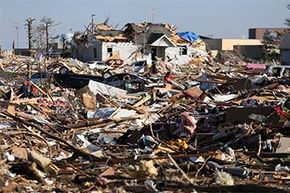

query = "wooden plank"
[133, 95, 151, 108]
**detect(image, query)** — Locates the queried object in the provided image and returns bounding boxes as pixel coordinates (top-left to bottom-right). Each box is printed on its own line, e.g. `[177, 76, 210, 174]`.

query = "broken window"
[93, 48, 97, 58]
[179, 46, 187, 55]
[107, 47, 113, 57]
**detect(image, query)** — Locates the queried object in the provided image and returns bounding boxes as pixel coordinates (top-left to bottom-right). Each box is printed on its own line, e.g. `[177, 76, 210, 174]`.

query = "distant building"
[249, 28, 290, 39]
[203, 39, 263, 51]
[280, 33, 290, 65]
[203, 39, 264, 60]
[14, 43, 62, 57]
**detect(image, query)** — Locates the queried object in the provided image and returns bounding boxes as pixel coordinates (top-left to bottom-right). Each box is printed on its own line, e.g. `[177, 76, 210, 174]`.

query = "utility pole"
[41, 17, 54, 55]
[25, 18, 35, 50]
[12, 26, 20, 48]
[25, 18, 35, 80]
[9, 20, 22, 49]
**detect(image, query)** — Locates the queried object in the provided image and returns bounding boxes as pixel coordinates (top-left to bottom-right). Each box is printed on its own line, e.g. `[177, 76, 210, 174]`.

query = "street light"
[91, 14, 96, 36]
[9, 20, 22, 48]
[14, 26, 19, 48]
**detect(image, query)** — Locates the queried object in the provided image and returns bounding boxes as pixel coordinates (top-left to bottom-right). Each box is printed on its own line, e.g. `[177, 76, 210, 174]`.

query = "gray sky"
[0, 0, 289, 49]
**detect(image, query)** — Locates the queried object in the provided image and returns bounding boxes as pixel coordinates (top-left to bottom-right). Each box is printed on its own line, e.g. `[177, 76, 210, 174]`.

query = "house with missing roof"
[123, 23, 207, 65]
[280, 33, 290, 65]
[71, 22, 207, 65]
[71, 23, 139, 64]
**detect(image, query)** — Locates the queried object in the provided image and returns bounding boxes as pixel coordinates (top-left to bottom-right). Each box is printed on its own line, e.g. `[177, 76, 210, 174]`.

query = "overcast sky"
[0, 0, 289, 49]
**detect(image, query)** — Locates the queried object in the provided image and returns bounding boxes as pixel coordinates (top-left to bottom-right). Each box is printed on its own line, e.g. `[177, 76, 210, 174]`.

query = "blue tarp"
[176, 32, 199, 43]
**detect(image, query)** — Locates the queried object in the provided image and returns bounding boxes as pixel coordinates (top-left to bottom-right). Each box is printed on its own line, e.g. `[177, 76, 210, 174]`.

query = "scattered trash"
[215, 171, 234, 186]
[0, 34, 289, 192]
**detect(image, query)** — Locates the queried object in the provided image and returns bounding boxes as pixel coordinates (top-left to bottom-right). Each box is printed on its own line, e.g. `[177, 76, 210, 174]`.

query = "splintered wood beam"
[133, 94, 151, 108]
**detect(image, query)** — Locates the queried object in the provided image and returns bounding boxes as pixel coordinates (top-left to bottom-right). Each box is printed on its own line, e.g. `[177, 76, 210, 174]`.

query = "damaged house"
[71, 23, 139, 64]
[71, 22, 207, 65]
[123, 22, 207, 65]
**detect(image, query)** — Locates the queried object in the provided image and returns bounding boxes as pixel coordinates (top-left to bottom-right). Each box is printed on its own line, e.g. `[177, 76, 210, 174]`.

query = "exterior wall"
[166, 47, 184, 65]
[72, 40, 102, 62]
[280, 33, 290, 50]
[248, 29, 257, 39]
[73, 40, 141, 63]
[73, 46, 93, 62]
[249, 28, 290, 39]
[165, 46, 199, 65]
[233, 45, 264, 60]
[203, 39, 222, 50]
[204, 39, 262, 51]
[281, 50, 290, 65]
[221, 39, 262, 51]
[102, 42, 140, 64]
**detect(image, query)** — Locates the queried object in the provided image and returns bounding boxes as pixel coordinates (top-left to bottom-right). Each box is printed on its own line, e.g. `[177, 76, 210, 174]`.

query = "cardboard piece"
[276, 137, 290, 153]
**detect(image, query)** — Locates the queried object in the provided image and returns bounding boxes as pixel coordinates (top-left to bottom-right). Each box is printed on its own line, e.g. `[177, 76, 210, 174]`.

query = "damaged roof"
[123, 22, 176, 36]
[93, 23, 128, 42]
[74, 21, 203, 45]
[147, 33, 164, 44]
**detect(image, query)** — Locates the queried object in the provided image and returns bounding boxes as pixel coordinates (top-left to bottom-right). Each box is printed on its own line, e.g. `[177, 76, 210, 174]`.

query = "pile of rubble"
[0, 50, 289, 192]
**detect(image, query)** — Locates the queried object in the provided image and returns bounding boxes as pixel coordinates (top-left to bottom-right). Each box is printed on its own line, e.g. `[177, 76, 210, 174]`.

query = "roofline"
[150, 34, 176, 47]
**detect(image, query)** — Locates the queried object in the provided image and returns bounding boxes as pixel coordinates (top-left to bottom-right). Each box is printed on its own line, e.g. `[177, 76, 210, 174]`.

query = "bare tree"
[41, 17, 55, 54]
[32, 23, 46, 50]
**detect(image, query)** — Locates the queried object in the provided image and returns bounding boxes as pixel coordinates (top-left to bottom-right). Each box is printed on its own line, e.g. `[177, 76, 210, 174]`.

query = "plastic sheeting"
[176, 31, 199, 43]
